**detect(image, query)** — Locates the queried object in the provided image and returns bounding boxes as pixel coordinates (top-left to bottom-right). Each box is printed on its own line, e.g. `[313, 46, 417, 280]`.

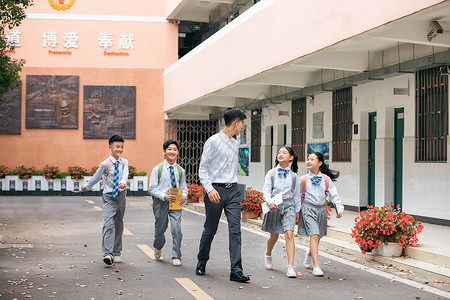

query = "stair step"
[321, 236, 450, 282]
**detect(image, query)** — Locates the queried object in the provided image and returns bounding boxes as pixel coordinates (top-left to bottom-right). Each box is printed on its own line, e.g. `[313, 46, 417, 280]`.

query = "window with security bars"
[292, 98, 306, 161]
[165, 120, 217, 184]
[332, 87, 352, 162]
[415, 66, 448, 162]
[251, 109, 262, 162]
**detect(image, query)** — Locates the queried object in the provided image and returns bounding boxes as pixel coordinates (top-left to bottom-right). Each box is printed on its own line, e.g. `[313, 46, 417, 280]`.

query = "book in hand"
[262, 193, 283, 215]
[169, 188, 182, 210]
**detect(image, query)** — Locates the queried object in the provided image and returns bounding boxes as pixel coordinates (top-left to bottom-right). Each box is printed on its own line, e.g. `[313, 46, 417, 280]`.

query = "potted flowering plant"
[187, 183, 205, 203]
[67, 166, 87, 191]
[15, 165, 35, 180]
[351, 203, 424, 256]
[0, 165, 8, 179]
[83, 166, 100, 192]
[241, 188, 263, 219]
[132, 171, 148, 192]
[4, 168, 18, 192]
[43, 165, 61, 191]
[31, 169, 46, 191]
[15, 165, 35, 191]
[0, 165, 8, 191]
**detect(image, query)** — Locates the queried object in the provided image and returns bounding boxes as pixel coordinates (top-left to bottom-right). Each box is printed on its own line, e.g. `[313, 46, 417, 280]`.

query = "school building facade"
[1, 0, 178, 174]
[164, 0, 450, 225]
[1, 0, 449, 225]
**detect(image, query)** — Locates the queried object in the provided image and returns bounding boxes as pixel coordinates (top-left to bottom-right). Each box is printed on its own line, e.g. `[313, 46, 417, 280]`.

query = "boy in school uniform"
[148, 139, 188, 266]
[196, 108, 250, 283]
[82, 135, 129, 266]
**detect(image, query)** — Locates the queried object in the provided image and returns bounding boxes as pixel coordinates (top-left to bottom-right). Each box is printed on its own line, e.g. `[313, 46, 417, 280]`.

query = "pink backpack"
[300, 174, 329, 205]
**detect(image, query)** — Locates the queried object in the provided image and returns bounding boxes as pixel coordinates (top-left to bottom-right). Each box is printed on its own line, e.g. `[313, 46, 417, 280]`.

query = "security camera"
[430, 21, 443, 34]
[439, 65, 450, 76]
[427, 21, 443, 41]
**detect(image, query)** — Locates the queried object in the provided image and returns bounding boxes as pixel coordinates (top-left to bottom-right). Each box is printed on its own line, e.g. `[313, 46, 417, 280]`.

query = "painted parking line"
[175, 278, 214, 300]
[93, 206, 102, 211]
[123, 228, 133, 235]
[85, 200, 95, 204]
[137, 244, 162, 260]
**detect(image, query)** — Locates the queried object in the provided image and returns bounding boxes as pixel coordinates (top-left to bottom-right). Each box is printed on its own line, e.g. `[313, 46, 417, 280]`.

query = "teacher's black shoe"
[230, 271, 250, 282]
[196, 262, 206, 276]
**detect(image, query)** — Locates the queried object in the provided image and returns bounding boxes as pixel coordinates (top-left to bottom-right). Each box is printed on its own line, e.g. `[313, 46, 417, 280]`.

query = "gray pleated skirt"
[297, 202, 327, 238]
[261, 200, 296, 235]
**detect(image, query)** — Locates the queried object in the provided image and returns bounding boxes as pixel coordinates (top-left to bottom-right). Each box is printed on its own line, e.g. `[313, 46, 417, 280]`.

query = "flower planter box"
[30, 176, 48, 191]
[242, 210, 260, 220]
[5, 176, 21, 191]
[47, 179, 62, 191]
[83, 176, 101, 191]
[0, 178, 6, 191]
[131, 176, 148, 192]
[374, 242, 403, 257]
[65, 176, 83, 192]
[187, 197, 199, 203]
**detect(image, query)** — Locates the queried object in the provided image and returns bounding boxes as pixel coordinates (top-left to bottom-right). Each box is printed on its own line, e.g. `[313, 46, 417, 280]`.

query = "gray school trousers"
[197, 183, 243, 273]
[102, 191, 126, 258]
[152, 198, 183, 259]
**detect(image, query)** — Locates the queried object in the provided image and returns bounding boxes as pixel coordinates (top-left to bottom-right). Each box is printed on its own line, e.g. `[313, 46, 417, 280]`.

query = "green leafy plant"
[14, 165, 35, 179]
[57, 171, 68, 179]
[67, 166, 86, 180]
[7, 169, 17, 175]
[0, 0, 34, 103]
[241, 188, 263, 213]
[32, 169, 44, 176]
[134, 171, 147, 176]
[351, 203, 424, 254]
[42, 165, 60, 180]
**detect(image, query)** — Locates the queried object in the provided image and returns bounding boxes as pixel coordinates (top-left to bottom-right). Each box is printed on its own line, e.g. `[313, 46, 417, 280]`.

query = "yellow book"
[169, 188, 182, 210]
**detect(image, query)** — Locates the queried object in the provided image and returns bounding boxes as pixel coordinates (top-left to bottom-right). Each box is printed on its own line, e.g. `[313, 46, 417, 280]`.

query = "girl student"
[262, 146, 300, 278]
[297, 152, 344, 277]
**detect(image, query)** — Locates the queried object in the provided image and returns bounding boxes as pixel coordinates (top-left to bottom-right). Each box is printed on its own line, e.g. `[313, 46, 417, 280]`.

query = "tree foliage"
[0, 0, 33, 103]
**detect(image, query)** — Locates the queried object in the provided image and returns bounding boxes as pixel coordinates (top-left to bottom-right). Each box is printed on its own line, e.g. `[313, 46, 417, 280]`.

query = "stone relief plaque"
[26, 75, 79, 129]
[0, 82, 22, 134]
[83, 86, 136, 139]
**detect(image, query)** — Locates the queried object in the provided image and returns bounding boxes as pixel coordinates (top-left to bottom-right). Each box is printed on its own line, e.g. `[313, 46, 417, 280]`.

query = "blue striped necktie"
[112, 161, 120, 197]
[169, 165, 177, 188]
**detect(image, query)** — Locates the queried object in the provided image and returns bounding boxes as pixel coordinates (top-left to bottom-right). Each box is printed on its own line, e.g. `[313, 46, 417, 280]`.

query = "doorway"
[394, 108, 404, 210]
[368, 112, 377, 207]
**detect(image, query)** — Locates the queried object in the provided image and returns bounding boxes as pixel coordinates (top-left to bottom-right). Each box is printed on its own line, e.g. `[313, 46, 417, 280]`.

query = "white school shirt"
[297, 171, 344, 214]
[262, 165, 300, 206]
[198, 131, 238, 194]
[85, 156, 129, 194]
[148, 160, 188, 201]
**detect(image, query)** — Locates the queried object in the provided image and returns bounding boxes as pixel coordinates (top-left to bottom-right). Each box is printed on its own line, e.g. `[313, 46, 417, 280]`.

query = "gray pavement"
[0, 196, 448, 300]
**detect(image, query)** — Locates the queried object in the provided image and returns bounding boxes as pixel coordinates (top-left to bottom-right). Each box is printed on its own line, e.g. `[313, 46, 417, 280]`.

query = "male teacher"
[196, 108, 250, 283]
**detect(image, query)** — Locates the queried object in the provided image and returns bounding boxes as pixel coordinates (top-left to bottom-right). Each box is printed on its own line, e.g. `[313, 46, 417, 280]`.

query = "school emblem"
[49, 0, 75, 11]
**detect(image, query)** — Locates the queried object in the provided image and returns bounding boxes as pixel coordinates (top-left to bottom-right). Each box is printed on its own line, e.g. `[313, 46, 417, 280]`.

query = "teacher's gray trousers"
[197, 184, 243, 273]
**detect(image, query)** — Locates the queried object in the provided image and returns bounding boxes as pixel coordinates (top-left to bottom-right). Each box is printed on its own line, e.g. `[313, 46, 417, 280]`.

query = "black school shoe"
[230, 271, 250, 282]
[196, 262, 206, 276]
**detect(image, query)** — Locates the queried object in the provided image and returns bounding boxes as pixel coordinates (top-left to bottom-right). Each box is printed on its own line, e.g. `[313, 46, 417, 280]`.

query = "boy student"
[82, 135, 129, 266]
[196, 108, 250, 283]
[148, 139, 188, 266]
